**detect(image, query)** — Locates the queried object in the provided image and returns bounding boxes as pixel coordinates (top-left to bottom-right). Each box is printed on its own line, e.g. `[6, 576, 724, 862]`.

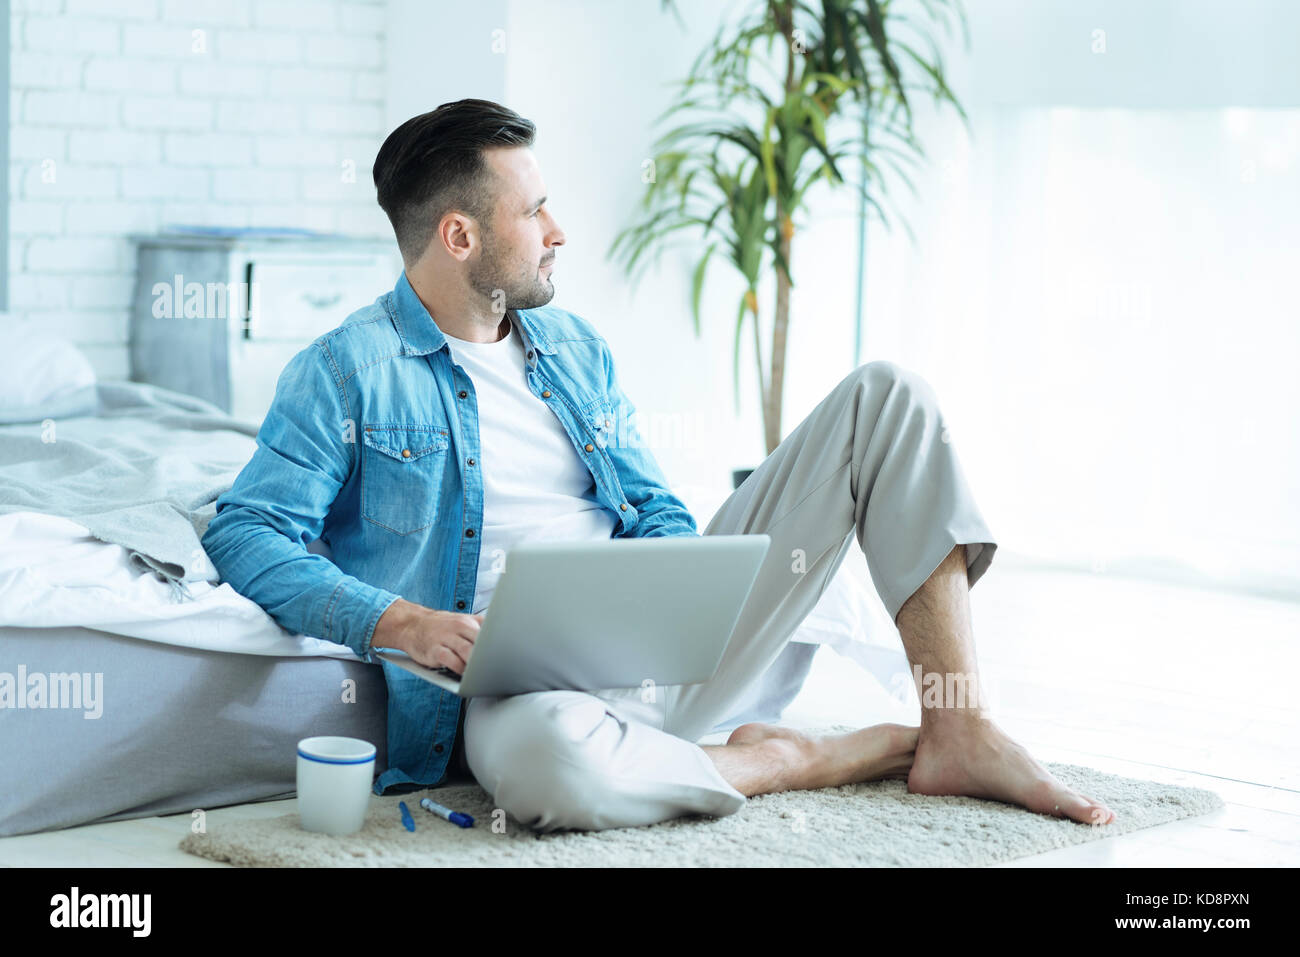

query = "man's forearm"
[201, 510, 400, 660]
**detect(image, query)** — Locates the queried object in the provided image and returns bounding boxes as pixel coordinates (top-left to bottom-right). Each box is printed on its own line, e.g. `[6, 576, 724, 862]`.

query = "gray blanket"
[0, 381, 259, 593]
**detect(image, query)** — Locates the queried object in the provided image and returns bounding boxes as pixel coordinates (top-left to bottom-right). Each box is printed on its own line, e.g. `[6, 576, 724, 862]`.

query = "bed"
[0, 332, 400, 837]
[0, 625, 387, 836]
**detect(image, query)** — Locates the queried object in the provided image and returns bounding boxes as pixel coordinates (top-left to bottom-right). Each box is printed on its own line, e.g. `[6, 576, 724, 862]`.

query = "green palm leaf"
[614, 0, 968, 454]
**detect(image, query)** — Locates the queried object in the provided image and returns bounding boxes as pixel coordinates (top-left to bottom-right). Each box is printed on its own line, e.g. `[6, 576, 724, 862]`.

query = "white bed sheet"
[0, 511, 359, 659]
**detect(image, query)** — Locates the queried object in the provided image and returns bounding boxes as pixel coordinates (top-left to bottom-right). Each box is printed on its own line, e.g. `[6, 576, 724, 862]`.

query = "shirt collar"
[388, 270, 557, 357]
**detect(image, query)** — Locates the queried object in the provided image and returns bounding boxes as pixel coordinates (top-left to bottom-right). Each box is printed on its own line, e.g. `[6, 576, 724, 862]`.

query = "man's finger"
[446, 635, 474, 663]
[438, 644, 467, 675]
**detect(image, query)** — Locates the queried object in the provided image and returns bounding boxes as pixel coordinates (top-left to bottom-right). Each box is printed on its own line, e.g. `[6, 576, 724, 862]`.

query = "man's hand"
[371, 598, 483, 674]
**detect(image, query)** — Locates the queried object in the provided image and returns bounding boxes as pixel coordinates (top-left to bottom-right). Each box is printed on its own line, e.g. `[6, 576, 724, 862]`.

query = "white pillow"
[0, 318, 98, 409]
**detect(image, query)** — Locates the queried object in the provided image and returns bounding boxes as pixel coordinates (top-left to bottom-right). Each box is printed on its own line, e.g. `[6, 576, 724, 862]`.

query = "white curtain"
[860, 105, 1300, 597]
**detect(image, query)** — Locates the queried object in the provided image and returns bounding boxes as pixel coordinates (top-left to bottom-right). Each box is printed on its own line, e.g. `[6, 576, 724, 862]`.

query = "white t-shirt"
[442, 315, 618, 614]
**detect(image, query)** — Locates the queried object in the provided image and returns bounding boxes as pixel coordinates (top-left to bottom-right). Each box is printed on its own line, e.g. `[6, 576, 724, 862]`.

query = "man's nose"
[543, 209, 564, 246]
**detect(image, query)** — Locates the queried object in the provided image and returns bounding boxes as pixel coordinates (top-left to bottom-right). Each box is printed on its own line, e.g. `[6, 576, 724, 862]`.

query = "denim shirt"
[200, 271, 700, 793]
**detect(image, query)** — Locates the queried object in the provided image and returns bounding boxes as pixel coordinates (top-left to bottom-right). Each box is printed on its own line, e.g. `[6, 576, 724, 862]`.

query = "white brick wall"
[8, 0, 394, 379]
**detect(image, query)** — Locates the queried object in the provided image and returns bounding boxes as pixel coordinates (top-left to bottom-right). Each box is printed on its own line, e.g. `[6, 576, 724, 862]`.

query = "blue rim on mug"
[297, 736, 376, 765]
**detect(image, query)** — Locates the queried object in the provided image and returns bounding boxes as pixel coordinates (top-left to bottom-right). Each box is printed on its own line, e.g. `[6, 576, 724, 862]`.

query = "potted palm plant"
[611, 0, 968, 489]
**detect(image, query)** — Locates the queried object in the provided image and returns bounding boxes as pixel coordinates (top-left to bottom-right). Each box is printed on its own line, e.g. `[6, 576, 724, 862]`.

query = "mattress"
[0, 625, 390, 837]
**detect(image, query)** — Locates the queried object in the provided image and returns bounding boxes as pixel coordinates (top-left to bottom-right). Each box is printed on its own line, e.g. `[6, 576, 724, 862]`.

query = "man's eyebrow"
[526, 196, 547, 213]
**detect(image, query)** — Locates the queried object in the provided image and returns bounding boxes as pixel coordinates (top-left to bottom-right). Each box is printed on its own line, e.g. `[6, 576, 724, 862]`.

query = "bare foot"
[724, 721, 919, 793]
[908, 714, 1117, 826]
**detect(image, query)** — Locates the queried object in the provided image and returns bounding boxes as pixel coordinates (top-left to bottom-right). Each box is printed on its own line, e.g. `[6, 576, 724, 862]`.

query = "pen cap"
[449, 812, 474, 828]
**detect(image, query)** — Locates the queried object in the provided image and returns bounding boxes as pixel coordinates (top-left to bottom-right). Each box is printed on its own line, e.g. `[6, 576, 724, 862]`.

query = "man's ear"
[439, 211, 480, 263]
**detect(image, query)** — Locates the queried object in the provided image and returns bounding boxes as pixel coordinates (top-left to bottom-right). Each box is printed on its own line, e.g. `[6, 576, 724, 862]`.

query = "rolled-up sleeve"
[200, 342, 400, 660]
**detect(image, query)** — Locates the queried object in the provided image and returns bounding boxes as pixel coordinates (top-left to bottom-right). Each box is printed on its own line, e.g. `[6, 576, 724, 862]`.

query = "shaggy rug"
[180, 747, 1223, 867]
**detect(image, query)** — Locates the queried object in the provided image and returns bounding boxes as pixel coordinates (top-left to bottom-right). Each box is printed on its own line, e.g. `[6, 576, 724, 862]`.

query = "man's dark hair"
[373, 98, 536, 263]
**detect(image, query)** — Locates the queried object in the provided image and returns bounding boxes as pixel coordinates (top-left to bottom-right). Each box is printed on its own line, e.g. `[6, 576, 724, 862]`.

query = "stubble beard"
[468, 225, 556, 314]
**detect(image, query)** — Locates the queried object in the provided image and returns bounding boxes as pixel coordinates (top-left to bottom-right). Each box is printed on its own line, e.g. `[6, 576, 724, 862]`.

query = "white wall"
[1, 1, 9, 310]
[7, 0, 394, 378]
[385, 0, 506, 132]
[957, 0, 1300, 108]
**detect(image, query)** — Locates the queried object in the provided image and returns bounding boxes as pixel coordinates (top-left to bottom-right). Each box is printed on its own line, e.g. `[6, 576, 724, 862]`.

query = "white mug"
[296, 736, 376, 836]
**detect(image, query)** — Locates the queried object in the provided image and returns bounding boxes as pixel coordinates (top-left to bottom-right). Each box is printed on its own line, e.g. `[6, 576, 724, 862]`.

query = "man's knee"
[466, 692, 608, 776]
[854, 359, 939, 410]
[857, 359, 925, 393]
[465, 692, 619, 832]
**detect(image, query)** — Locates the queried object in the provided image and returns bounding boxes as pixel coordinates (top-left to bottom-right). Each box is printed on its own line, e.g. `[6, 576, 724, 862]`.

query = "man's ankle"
[920, 705, 991, 734]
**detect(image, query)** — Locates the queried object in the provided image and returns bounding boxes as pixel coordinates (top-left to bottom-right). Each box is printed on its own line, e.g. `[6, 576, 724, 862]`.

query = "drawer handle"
[301, 291, 343, 309]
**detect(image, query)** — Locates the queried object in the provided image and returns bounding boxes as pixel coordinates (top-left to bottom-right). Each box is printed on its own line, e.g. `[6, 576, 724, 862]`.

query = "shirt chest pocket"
[361, 424, 451, 535]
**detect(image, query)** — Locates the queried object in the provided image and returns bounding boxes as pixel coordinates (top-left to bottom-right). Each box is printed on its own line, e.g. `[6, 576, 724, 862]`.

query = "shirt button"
[605, 420, 612, 427]
[458, 390, 468, 398]
[620, 503, 628, 511]
[465, 529, 474, 537]
[541, 390, 551, 398]
[467, 458, 475, 466]
[585, 443, 594, 452]
[456, 600, 466, 609]
[527, 351, 534, 359]
[433, 744, 445, 754]
[401, 449, 411, 458]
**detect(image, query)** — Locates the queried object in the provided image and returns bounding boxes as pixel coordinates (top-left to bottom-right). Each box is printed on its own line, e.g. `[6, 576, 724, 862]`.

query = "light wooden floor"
[2, 562, 1297, 867]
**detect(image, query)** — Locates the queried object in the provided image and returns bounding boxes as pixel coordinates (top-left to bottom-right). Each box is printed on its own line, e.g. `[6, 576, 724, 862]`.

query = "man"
[202, 98, 1116, 832]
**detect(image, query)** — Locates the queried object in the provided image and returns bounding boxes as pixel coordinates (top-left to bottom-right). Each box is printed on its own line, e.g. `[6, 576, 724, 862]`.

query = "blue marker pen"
[421, 797, 474, 828]
[399, 800, 416, 832]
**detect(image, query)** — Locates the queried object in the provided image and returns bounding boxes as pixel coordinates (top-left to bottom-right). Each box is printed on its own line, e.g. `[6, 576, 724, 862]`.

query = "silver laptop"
[373, 534, 771, 697]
